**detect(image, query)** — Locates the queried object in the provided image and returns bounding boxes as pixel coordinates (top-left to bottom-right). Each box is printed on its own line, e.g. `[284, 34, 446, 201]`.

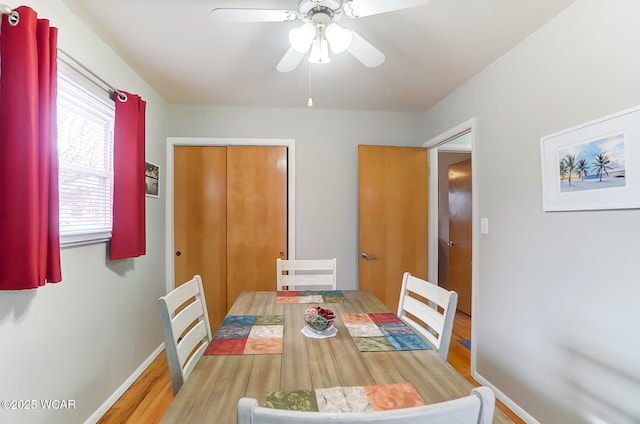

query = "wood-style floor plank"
[97, 352, 173, 424]
[98, 310, 525, 423]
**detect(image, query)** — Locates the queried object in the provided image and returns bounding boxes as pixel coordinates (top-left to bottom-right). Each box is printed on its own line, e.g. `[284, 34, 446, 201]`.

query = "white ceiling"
[61, 0, 574, 113]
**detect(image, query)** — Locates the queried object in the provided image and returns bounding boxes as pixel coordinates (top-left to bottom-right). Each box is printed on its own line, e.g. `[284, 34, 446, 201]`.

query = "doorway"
[442, 155, 472, 314]
[424, 118, 477, 373]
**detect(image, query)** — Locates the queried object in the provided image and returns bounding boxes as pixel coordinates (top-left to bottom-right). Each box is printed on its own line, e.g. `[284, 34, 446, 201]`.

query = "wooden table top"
[160, 290, 511, 423]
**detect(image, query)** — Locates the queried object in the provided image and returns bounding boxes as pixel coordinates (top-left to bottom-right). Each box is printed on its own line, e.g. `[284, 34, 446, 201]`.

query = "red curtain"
[109, 91, 146, 260]
[0, 7, 61, 290]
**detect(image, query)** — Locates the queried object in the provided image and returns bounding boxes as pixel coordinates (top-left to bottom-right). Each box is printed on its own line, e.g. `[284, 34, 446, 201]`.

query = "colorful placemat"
[205, 315, 284, 355]
[341, 312, 433, 352]
[265, 382, 425, 413]
[276, 290, 348, 304]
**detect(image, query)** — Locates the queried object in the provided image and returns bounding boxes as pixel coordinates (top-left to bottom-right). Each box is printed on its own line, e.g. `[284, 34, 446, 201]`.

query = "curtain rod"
[1, 5, 128, 102]
[57, 48, 127, 101]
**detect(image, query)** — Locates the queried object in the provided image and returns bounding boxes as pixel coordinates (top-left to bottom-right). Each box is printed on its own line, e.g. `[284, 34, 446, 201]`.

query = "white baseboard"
[473, 371, 539, 424]
[84, 343, 165, 424]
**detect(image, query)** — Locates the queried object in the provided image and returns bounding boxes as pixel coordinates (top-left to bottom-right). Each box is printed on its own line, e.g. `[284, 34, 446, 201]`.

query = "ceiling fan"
[210, 0, 430, 72]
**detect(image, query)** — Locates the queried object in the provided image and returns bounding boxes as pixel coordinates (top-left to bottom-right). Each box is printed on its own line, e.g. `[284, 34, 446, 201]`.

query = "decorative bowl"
[304, 316, 336, 334]
[303, 306, 336, 334]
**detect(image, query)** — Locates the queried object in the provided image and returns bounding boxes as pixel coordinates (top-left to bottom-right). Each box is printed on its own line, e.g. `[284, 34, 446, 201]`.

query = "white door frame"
[423, 118, 477, 374]
[164, 137, 296, 294]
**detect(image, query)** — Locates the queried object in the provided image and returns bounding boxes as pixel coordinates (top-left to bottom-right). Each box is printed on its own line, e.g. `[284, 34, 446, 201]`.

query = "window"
[56, 62, 115, 245]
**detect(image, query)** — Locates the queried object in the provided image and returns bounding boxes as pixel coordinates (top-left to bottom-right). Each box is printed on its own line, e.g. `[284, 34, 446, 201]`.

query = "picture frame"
[145, 161, 159, 198]
[541, 105, 640, 212]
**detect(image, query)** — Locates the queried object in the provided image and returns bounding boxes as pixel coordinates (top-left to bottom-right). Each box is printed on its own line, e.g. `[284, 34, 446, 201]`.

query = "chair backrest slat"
[171, 300, 205, 343]
[176, 320, 208, 365]
[180, 337, 209, 382]
[162, 279, 201, 312]
[280, 259, 335, 271]
[405, 275, 451, 309]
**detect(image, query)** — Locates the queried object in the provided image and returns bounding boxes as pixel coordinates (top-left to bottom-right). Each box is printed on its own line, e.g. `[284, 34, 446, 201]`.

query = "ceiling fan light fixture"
[308, 38, 330, 64]
[289, 22, 315, 53]
[325, 23, 352, 54]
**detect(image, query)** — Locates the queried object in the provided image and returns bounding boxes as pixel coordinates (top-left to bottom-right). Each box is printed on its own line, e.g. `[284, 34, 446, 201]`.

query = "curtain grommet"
[8, 10, 19, 26]
[117, 92, 128, 102]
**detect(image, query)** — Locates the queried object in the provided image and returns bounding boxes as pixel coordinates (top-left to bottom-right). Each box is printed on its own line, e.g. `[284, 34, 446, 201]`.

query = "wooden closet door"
[226, 146, 287, 307]
[174, 146, 227, 330]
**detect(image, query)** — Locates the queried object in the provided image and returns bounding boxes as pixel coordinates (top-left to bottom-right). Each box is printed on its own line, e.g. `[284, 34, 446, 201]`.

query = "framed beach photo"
[541, 105, 640, 211]
[145, 161, 159, 198]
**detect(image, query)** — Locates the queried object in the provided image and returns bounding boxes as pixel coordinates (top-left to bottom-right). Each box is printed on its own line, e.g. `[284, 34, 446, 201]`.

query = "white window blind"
[57, 62, 115, 245]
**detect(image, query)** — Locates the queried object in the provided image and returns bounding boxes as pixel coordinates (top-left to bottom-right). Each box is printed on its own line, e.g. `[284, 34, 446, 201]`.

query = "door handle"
[361, 251, 377, 260]
[448, 241, 454, 247]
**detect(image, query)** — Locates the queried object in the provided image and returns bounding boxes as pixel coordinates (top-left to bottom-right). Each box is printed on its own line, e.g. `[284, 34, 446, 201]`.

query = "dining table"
[160, 290, 512, 423]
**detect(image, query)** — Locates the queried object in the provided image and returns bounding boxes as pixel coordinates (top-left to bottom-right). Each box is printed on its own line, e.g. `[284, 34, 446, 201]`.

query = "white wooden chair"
[397, 272, 458, 360]
[276, 258, 337, 291]
[158, 274, 212, 395]
[237, 386, 495, 424]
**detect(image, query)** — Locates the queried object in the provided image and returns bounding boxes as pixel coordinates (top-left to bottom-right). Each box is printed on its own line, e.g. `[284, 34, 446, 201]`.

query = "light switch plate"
[480, 218, 489, 234]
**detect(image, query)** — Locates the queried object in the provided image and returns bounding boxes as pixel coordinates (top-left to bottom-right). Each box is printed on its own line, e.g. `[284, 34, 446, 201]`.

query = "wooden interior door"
[358, 145, 429, 312]
[447, 159, 472, 314]
[226, 146, 288, 307]
[174, 146, 227, 330]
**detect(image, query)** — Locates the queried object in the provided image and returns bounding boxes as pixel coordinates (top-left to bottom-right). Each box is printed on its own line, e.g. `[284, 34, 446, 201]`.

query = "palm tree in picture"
[575, 158, 589, 181]
[592, 152, 613, 182]
[559, 161, 568, 183]
[562, 153, 577, 185]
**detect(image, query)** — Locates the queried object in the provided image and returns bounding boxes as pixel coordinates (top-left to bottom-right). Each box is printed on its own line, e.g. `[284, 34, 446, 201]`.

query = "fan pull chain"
[307, 65, 314, 108]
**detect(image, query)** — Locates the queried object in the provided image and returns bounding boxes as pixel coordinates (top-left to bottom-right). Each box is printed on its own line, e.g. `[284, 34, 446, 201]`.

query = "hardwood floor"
[97, 353, 173, 424]
[98, 311, 524, 423]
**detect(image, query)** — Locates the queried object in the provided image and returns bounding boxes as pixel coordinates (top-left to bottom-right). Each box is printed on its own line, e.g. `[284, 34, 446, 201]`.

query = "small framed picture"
[540, 105, 640, 211]
[145, 161, 159, 198]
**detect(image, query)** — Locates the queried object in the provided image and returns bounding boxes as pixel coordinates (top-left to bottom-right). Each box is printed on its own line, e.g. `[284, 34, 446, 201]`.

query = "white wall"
[167, 106, 424, 289]
[423, 1, 640, 422]
[0, 2, 169, 423]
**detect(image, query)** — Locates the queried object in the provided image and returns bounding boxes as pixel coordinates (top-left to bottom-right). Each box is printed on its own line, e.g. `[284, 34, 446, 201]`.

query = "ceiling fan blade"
[277, 47, 305, 72]
[210, 8, 299, 23]
[344, 0, 431, 18]
[347, 31, 385, 68]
